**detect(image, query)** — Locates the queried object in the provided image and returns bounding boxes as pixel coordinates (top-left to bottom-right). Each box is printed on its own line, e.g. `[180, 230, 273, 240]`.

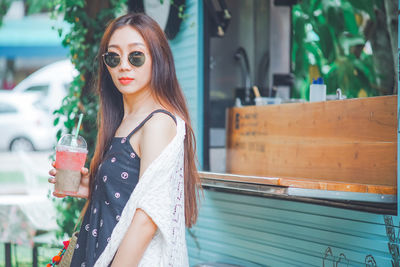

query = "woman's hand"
[48, 161, 90, 199]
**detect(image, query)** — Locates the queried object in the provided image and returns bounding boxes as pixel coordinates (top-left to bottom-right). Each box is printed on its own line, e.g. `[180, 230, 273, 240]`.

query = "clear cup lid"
[57, 134, 87, 152]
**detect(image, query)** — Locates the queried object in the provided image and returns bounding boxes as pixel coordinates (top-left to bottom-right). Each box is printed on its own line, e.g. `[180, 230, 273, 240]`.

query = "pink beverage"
[55, 134, 88, 194]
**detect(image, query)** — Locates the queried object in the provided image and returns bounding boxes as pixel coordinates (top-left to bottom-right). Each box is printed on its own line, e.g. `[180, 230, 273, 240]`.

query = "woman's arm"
[111, 113, 177, 266]
[111, 208, 157, 266]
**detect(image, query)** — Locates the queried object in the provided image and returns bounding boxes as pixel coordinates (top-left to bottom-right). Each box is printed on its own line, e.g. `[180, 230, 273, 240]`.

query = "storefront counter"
[199, 171, 396, 214]
[206, 95, 397, 214]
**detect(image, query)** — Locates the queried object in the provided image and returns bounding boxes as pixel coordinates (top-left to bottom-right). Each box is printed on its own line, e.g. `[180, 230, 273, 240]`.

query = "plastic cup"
[54, 134, 88, 194]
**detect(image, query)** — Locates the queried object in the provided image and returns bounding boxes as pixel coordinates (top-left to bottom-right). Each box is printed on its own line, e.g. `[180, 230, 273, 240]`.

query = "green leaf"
[347, 0, 375, 19]
[56, 129, 62, 141]
[338, 34, 364, 55]
[315, 24, 336, 62]
[64, 119, 74, 130]
[53, 117, 60, 126]
[341, 2, 358, 35]
[353, 59, 373, 82]
[321, 0, 345, 34]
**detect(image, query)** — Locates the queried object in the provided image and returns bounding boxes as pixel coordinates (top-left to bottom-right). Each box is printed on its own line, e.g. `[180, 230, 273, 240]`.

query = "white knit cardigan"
[94, 115, 189, 267]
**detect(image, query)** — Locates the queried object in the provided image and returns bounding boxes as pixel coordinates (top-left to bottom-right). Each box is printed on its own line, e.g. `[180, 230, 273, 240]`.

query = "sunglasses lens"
[104, 52, 120, 68]
[129, 51, 145, 67]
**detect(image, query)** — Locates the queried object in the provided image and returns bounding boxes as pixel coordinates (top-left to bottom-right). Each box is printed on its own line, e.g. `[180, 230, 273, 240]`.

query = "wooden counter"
[225, 95, 397, 194]
[199, 171, 396, 194]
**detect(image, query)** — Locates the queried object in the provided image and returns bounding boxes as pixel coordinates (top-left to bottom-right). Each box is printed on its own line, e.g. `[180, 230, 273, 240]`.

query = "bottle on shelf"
[309, 77, 326, 102]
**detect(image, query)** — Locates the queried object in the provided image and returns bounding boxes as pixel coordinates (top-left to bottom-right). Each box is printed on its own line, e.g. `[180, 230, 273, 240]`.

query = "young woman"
[48, 13, 200, 267]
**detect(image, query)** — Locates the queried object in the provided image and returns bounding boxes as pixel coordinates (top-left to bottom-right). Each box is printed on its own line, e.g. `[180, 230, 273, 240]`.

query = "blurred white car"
[0, 60, 77, 151]
[0, 92, 57, 151]
[12, 59, 76, 113]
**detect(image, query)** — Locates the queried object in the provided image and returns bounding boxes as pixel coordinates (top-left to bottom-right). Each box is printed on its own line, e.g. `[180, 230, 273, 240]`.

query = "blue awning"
[0, 15, 70, 58]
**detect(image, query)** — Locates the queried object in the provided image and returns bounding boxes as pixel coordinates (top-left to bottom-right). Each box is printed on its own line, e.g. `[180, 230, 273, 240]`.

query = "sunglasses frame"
[102, 51, 146, 68]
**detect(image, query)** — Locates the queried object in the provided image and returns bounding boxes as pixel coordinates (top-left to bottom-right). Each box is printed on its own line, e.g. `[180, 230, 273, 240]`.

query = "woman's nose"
[119, 55, 132, 70]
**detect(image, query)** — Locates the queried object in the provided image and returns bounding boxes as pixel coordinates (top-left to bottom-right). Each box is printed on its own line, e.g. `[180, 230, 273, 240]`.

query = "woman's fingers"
[81, 167, 89, 176]
[81, 179, 89, 188]
[49, 168, 56, 176]
[49, 165, 90, 199]
[81, 168, 90, 187]
[49, 162, 59, 196]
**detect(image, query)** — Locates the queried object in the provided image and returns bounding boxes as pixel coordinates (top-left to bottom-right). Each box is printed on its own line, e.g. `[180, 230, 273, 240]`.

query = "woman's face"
[105, 25, 152, 96]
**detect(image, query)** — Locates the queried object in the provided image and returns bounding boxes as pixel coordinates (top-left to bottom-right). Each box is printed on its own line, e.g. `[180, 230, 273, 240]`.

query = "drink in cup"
[55, 134, 87, 194]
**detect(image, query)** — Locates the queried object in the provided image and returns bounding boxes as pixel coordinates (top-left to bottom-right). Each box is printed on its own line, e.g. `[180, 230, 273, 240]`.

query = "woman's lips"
[118, 77, 134, 85]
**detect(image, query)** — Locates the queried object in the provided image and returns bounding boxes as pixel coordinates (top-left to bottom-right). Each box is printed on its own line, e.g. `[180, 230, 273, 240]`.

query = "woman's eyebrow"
[108, 44, 120, 50]
[128, 42, 146, 48]
[108, 43, 145, 49]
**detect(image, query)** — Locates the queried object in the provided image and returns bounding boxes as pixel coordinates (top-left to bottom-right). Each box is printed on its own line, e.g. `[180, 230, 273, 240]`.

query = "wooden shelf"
[199, 171, 396, 195]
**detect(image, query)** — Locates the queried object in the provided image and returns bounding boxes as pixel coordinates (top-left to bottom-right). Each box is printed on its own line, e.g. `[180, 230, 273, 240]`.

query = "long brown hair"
[86, 13, 200, 228]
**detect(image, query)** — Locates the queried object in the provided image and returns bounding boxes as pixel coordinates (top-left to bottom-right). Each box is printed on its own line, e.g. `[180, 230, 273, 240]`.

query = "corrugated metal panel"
[169, 0, 203, 165]
[187, 190, 396, 266]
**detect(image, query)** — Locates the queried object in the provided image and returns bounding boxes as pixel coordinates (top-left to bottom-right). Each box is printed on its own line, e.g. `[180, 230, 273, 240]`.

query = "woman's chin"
[117, 86, 144, 96]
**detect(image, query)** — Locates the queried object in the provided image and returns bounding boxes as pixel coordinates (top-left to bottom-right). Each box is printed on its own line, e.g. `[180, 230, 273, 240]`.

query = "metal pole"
[32, 245, 38, 267]
[5, 243, 11, 267]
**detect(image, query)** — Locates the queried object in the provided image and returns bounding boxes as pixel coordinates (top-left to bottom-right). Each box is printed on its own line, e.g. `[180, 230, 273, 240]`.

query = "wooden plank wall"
[169, 0, 203, 165]
[187, 190, 395, 266]
[226, 96, 397, 186]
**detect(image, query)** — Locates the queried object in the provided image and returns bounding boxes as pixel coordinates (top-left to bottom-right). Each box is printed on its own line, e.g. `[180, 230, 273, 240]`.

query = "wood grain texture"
[199, 171, 280, 185]
[198, 171, 396, 194]
[226, 96, 397, 188]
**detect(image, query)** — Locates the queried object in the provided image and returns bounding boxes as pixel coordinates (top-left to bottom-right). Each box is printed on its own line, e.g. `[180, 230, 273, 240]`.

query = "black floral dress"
[70, 109, 176, 267]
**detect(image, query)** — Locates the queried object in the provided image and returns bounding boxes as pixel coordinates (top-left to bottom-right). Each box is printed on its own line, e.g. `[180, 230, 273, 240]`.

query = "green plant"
[292, 0, 396, 100]
[49, 0, 127, 238]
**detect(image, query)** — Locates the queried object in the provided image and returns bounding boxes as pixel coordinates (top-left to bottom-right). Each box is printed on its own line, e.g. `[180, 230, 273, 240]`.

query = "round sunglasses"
[102, 51, 146, 68]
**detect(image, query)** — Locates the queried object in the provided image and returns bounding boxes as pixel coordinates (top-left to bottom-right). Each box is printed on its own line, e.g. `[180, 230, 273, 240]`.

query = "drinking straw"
[252, 86, 261, 98]
[74, 113, 83, 139]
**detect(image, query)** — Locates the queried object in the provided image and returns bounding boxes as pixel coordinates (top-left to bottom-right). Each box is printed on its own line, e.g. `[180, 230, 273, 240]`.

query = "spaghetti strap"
[126, 109, 176, 140]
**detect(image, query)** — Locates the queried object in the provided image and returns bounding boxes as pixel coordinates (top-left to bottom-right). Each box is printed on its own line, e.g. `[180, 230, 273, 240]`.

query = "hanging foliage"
[48, 0, 127, 238]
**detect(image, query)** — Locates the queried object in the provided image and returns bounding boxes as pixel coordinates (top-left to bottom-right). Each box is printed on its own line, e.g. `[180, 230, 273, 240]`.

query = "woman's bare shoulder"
[142, 111, 177, 138]
[138, 112, 177, 171]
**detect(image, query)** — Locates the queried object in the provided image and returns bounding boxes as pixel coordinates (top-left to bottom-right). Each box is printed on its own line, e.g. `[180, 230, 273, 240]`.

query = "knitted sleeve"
[94, 116, 188, 267]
